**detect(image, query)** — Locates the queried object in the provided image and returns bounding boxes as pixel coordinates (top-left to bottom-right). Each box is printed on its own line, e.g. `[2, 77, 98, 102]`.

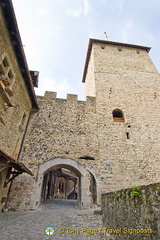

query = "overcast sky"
[12, 0, 160, 100]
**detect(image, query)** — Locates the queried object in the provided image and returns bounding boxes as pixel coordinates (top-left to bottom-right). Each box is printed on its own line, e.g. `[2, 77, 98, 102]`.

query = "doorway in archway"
[41, 167, 79, 203]
[32, 158, 98, 210]
[90, 172, 97, 204]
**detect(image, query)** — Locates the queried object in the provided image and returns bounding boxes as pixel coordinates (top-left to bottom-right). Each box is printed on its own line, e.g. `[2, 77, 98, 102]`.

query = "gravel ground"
[0, 199, 115, 240]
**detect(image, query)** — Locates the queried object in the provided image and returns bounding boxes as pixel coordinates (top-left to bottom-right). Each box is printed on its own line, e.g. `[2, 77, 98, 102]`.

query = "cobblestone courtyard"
[0, 199, 114, 240]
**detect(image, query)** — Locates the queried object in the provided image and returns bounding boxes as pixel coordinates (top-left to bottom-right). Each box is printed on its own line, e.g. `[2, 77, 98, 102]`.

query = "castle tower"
[8, 39, 160, 211]
[82, 39, 160, 191]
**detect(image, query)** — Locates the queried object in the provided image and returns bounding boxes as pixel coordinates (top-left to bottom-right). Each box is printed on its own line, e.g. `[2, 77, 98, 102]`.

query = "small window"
[0, 54, 15, 99]
[0, 66, 3, 75]
[21, 113, 27, 126]
[118, 47, 122, 51]
[8, 70, 13, 78]
[18, 113, 27, 132]
[112, 109, 124, 122]
[126, 132, 130, 139]
[3, 57, 9, 67]
[101, 45, 105, 49]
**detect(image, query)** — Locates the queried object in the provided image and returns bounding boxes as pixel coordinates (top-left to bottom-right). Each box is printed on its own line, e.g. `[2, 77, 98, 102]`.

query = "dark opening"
[3, 57, 9, 67]
[79, 155, 95, 160]
[41, 168, 79, 203]
[112, 109, 124, 122]
[90, 172, 97, 204]
[126, 132, 130, 139]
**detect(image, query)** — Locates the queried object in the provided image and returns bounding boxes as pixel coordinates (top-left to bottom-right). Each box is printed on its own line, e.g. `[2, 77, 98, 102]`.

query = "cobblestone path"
[0, 199, 115, 240]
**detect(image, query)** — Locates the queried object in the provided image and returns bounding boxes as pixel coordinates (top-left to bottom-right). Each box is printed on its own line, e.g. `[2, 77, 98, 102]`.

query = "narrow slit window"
[21, 113, 27, 126]
[126, 132, 130, 139]
[18, 113, 27, 133]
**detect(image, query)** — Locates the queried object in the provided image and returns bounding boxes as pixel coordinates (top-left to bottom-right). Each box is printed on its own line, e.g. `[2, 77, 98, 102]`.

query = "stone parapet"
[102, 182, 160, 240]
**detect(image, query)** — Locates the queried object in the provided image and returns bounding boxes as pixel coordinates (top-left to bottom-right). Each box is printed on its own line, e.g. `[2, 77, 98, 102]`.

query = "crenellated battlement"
[37, 91, 96, 110]
[44, 91, 57, 99]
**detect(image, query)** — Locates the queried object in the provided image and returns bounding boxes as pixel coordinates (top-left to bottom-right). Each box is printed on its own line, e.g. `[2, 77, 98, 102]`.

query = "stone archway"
[30, 158, 98, 209]
[41, 165, 79, 202]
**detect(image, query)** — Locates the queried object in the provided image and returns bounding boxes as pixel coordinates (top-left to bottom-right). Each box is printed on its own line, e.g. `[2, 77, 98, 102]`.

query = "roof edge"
[82, 38, 151, 83]
[0, 149, 34, 176]
[0, 0, 39, 110]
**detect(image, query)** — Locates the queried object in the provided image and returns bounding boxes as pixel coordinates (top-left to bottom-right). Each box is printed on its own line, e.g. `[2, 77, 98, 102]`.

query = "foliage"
[132, 186, 142, 198]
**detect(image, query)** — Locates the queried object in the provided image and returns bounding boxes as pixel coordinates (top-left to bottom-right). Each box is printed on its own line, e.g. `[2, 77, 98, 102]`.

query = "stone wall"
[102, 183, 160, 240]
[84, 49, 95, 98]
[0, 7, 32, 157]
[0, 5, 35, 212]
[9, 92, 101, 210]
[10, 40, 160, 211]
[19, 91, 99, 171]
[85, 40, 160, 192]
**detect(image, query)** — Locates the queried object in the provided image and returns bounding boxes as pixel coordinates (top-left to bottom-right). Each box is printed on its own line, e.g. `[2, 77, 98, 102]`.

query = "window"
[112, 109, 125, 122]
[118, 46, 122, 51]
[0, 53, 15, 100]
[21, 113, 27, 126]
[19, 113, 27, 132]
[126, 132, 130, 139]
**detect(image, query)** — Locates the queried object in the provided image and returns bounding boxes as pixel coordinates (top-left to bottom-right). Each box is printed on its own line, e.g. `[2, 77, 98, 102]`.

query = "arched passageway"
[31, 158, 100, 210]
[41, 166, 80, 202]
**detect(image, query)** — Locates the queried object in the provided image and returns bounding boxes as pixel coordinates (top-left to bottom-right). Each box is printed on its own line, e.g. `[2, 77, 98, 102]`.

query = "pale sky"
[12, 0, 160, 100]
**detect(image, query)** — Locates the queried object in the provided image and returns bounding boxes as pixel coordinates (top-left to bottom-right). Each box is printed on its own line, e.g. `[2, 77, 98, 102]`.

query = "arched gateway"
[30, 158, 100, 209]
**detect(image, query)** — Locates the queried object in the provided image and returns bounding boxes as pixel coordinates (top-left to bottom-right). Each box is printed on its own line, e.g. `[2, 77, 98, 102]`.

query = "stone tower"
[82, 39, 160, 190]
[9, 39, 160, 211]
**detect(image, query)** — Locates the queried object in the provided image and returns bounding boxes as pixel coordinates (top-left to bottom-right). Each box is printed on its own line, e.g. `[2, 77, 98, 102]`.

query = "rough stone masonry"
[9, 39, 160, 211]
